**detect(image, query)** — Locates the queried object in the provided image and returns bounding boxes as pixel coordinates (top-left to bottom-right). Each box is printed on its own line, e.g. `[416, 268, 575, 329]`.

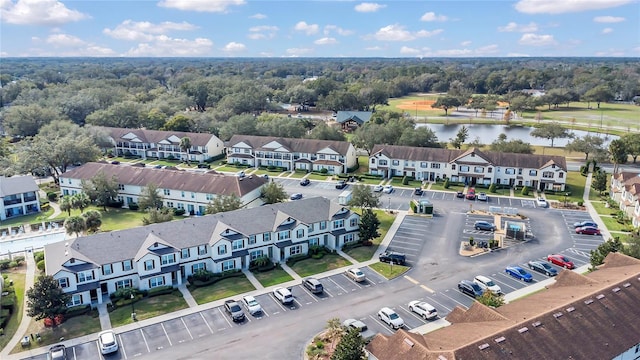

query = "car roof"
[99, 330, 115, 340]
[243, 295, 256, 301]
[474, 275, 491, 282]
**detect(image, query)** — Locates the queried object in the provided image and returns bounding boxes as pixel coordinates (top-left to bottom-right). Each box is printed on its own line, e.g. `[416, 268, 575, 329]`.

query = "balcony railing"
[3, 199, 22, 206]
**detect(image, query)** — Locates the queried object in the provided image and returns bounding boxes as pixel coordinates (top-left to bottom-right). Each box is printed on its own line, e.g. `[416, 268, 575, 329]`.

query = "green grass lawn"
[429, 182, 464, 192]
[354, 156, 369, 175]
[590, 201, 617, 216]
[345, 210, 396, 262]
[388, 178, 422, 188]
[369, 262, 410, 280]
[290, 253, 353, 278]
[252, 266, 294, 287]
[521, 101, 640, 128]
[288, 171, 308, 179]
[0, 207, 54, 227]
[0, 270, 26, 352]
[51, 206, 149, 231]
[599, 216, 632, 232]
[543, 171, 586, 204]
[189, 276, 256, 305]
[306, 173, 333, 181]
[213, 164, 251, 173]
[12, 315, 101, 354]
[378, 93, 443, 117]
[109, 292, 188, 327]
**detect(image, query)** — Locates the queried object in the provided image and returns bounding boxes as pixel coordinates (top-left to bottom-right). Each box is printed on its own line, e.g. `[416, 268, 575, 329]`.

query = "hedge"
[37, 259, 45, 271]
[34, 251, 45, 263]
[190, 269, 244, 287]
[65, 305, 91, 319]
[205, 153, 225, 163]
[286, 253, 311, 266]
[147, 286, 174, 298]
[1, 294, 16, 313]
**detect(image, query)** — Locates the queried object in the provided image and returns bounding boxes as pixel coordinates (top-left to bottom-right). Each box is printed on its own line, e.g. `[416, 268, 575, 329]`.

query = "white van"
[473, 275, 502, 295]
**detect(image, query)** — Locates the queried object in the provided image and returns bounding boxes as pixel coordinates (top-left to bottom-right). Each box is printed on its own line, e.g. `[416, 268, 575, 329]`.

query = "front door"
[100, 283, 108, 294]
[90, 289, 98, 301]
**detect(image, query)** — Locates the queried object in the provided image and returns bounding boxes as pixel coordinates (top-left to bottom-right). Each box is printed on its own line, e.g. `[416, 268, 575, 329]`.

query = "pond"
[417, 123, 618, 147]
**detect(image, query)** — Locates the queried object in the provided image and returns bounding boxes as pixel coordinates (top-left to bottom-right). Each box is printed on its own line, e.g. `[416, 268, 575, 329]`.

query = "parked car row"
[47, 329, 120, 360]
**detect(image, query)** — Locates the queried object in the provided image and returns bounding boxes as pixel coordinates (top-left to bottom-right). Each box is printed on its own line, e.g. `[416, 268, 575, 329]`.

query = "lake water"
[416, 123, 618, 147]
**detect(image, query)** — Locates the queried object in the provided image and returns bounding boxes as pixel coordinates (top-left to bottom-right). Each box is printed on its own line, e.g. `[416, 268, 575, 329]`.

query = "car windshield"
[485, 280, 495, 286]
[246, 299, 257, 306]
[543, 264, 553, 269]
[230, 304, 241, 311]
[517, 268, 526, 275]
[388, 313, 399, 319]
[561, 256, 570, 262]
[471, 283, 482, 291]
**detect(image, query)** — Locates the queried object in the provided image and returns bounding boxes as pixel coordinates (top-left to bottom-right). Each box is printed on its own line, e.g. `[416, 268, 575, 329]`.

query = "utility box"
[338, 190, 352, 205]
[412, 199, 434, 215]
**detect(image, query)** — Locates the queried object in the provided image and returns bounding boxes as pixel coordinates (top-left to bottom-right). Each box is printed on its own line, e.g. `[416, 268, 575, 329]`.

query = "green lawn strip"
[344, 245, 378, 263]
[590, 201, 617, 216]
[599, 216, 632, 232]
[0, 208, 55, 227]
[429, 182, 464, 193]
[369, 262, 410, 280]
[251, 168, 284, 177]
[51, 206, 148, 231]
[354, 156, 369, 175]
[288, 171, 307, 179]
[388, 178, 422, 188]
[290, 253, 353, 278]
[543, 171, 586, 204]
[306, 173, 333, 181]
[109, 292, 189, 327]
[345, 209, 396, 262]
[189, 276, 256, 305]
[0, 270, 26, 351]
[11, 315, 101, 354]
[252, 267, 294, 287]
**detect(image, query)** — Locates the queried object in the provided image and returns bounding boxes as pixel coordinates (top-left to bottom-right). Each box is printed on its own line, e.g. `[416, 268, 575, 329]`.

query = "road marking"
[218, 307, 234, 327]
[270, 294, 288, 312]
[420, 284, 435, 293]
[181, 317, 194, 340]
[140, 329, 151, 353]
[424, 295, 452, 312]
[404, 275, 419, 285]
[399, 305, 424, 322]
[369, 315, 395, 335]
[118, 334, 128, 359]
[161, 322, 172, 347]
[299, 284, 320, 302]
[73, 345, 78, 360]
[323, 288, 334, 298]
[440, 290, 470, 308]
[329, 276, 349, 294]
[200, 312, 214, 334]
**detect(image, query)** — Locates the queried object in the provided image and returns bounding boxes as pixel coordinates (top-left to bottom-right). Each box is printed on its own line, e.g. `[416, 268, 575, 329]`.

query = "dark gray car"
[528, 260, 558, 276]
[224, 299, 246, 322]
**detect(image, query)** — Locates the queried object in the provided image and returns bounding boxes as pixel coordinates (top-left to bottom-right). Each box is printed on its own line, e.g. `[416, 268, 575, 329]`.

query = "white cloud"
[497, 21, 538, 32]
[103, 20, 197, 42]
[222, 42, 246, 52]
[249, 13, 266, 19]
[294, 21, 319, 35]
[0, 0, 89, 26]
[400, 46, 420, 55]
[476, 44, 499, 55]
[354, 2, 386, 13]
[420, 12, 448, 22]
[435, 48, 473, 56]
[314, 37, 337, 45]
[33, 33, 116, 56]
[46, 33, 84, 47]
[126, 36, 213, 56]
[158, 0, 245, 12]
[371, 24, 439, 41]
[518, 33, 557, 46]
[365, 46, 383, 51]
[247, 25, 278, 40]
[507, 52, 530, 57]
[0, 51, 8, 57]
[602, 27, 613, 34]
[593, 15, 625, 23]
[515, 0, 632, 14]
[324, 25, 353, 36]
[285, 47, 313, 56]
[460, 40, 472, 46]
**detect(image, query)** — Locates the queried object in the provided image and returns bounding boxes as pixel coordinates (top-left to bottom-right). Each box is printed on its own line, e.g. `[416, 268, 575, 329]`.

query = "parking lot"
[384, 216, 433, 265]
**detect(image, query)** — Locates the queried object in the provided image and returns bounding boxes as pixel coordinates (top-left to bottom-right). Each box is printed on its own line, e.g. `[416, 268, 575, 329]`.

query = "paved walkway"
[582, 172, 612, 240]
[1, 251, 35, 358]
[177, 284, 198, 308]
[242, 269, 264, 290]
[97, 303, 112, 330]
[279, 262, 302, 281]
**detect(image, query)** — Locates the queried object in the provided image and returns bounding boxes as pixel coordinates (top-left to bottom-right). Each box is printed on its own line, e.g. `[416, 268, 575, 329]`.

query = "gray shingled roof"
[98, 126, 217, 147]
[335, 111, 373, 125]
[0, 176, 39, 197]
[61, 162, 266, 197]
[228, 135, 353, 156]
[371, 145, 567, 170]
[45, 197, 348, 275]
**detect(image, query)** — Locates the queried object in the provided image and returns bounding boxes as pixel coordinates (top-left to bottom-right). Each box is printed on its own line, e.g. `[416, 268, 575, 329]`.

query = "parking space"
[119, 329, 149, 358]
[181, 312, 213, 338]
[384, 215, 433, 264]
[163, 317, 193, 345]
[254, 293, 284, 316]
[200, 307, 232, 331]
[291, 284, 319, 306]
[72, 341, 101, 360]
[359, 267, 387, 285]
[321, 274, 352, 296]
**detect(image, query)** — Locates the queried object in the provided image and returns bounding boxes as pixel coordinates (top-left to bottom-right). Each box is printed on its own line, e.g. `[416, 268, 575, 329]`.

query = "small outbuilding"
[411, 199, 433, 215]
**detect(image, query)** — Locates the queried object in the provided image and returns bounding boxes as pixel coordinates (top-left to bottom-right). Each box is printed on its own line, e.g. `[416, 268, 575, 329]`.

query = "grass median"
[290, 253, 353, 278]
[11, 315, 101, 354]
[252, 266, 294, 287]
[369, 262, 410, 280]
[189, 276, 256, 305]
[109, 292, 189, 327]
[344, 210, 396, 262]
[0, 270, 26, 352]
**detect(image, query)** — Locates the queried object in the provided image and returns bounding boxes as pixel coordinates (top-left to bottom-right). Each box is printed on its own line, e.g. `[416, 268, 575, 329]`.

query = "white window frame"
[161, 254, 176, 266]
[122, 260, 132, 271]
[58, 277, 69, 288]
[218, 244, 227, 255]
[149, 276, 165, 288]
[232, 240, 243, 250]
[198, 245, 207, 255]
[222, 260, 235, 271]
[278, 230, 290, 240]
[250, 250, 263, 261]
[77, 271, 94, 283]
[333, 219, 344, 229]
[289, 245, 302, 256]
[181, 249, 190, 259]
[102, 264, 113, 276]
[68, 294, 82, 307]
[144, 260, 155, 271]
[115, 279, 132, 290]
[296, 229, 304, 238]
[192, 263, 206, 272]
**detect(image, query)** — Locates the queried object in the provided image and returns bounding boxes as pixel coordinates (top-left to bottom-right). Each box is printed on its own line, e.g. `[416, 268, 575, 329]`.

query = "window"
[370, 158, 376, 164]
[488, 168, 493, 173]
[518, 168, 523, 175]
[222, 260, 235, 271]
[378, 160, 388, 166]
[68, 294, 82, 307]
[177, 203, 184, 209]
[181, 191, 185, 198]
[191, 192, 195, 199]
[248, 235, 256, 245]
[319, 221, 327, 230]
[102, 264, 113, 276]
[118, 184, 125, 190]
[309, 238, 319, 247]
[77, 271, 94, 283]
[529, 170, 537, 176]
[144, 260, 155, 271]
[420, 162, 427, 168]
[452, 164, 456, 170]
[460, 166, 470, 172]
[166, 201, 174, 208]
[232, 240, 243, 250]
[296, 229, 305, 238]
[206, 194, 214, 200]
[250, 250, 263, 261]
[263, 232, 271, 242]
[122, 260, 132, 271]
[474, 167, 484, 173]
[344, 234, 355, 243]
[163, 189, 170, 196]
[333, 219, 344, 229]
[198, 245, 207, 255]
[350, 218, 358, 227]
[289, 245, 302, 256]
[218, 244, 228, 255]
[58, 278, 69, 288]
[181, 249, 190, 259]
[431, 163, 441, 169]
[505, 168, 515, 175]
[559, 172, 564, 178]
[308, 223, 315, 232]
[542, 171, 554, 179]
[278, 230, 290, 240]
[161, 254, 176, 265]
[192, 263, 206, 272]
[392, 160, 399, 166]
[149, 276, 165, 288]
[115, 279, 132, 290]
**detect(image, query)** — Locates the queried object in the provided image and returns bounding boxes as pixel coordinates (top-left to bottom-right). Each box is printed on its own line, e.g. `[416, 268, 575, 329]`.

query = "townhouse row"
[610, 170, 640, 228]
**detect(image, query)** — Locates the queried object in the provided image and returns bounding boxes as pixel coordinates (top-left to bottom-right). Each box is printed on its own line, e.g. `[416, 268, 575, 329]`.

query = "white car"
[236, 170, 245, 178]
[408, 301, 438, 320]
[97, 330, 119, 355]
[273, 287, 294, 305]
[536, 197, 548, 208]
[242, 295, 262, 315]
[477, 192, 488, 201]
[473, 275, 502, 295]
[343, 318, 368, 332]
[346, 268, 366, 282]
[377, 307, 404, 329]
[382, 185, 394, 194]
[373, 185, 384, 192]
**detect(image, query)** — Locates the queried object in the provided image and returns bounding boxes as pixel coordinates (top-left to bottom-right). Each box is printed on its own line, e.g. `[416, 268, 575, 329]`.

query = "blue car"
[505, 266, 533, 282]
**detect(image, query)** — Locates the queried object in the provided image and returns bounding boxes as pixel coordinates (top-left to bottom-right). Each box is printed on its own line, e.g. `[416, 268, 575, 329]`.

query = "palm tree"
[71, 192, 91, 213]
[82, 210, 102, 233]
[64, 215, 86, 238]
[179, 136, 192, 165]
[60, 195, 73, 216]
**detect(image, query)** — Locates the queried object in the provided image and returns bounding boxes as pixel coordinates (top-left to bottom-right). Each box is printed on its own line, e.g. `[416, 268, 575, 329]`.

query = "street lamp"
[388, 196, 391, 212]
[130, 292, 136, 321]
[564, 192, 569, 207]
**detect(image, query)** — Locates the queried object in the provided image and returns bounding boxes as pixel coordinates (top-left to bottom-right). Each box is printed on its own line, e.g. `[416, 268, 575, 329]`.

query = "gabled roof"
[335, 111, 373, 125]
[98, 126, 218, 147]
[450, 147, 492, 164]
[367, 253, 640, 360]
[0, 175, 39, 197]
[614, 171, 640, 184]
[61, 162, 265, 197]
[228, 135, 353, 156]
[44, 197, 355, 274]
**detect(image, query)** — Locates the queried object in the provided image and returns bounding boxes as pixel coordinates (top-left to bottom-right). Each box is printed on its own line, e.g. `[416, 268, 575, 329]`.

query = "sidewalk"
[582, 172, 612, 240]
[97, 303, 112, 330]
[1, 251, 36, 358]
[177, 284, 198, 308]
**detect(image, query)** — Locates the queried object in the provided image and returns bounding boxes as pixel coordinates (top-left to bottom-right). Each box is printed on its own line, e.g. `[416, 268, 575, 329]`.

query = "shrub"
[0, 259, 11, 270]
[173, 208, 186, 216]
[65, 305, 90, 318]
[107, 199, 124, 208]
[147, 286, 174, 298]
[577, 201, 584, 207]
[127, 203, 139, 210]
[521, 186, 529, 196]
[34, 251, 45, 263]
[47, 192, 58, 201]
[191, 269, 216, 282]
[13, 256, 24, 265]
[402, 176, 409, 185]
[409, 201, 417, 213]
[320, 168, 328, 174]
[488, 183, 497, 193]
[443, 178, 450, 189]
[469, 237, 475, 247]
[286, 253, 311, 266]
[36, 259, 45, 271]
[8, 261, 18, 269]
[167, 154, 175, 160]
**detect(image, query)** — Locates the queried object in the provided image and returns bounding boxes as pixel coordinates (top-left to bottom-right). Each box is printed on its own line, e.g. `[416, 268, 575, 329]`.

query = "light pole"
[600, 109, 603, 129]
[130, 292, 136, 321]
[388, 196, 391, 212]
[564, 192, 569, 207]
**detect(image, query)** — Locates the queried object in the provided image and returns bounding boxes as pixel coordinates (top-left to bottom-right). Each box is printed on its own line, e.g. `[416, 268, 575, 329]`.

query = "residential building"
[369, 146, 567, 191]
[60, 162, 266, 213]
[610, 170, 640, 228]
[335, 111, 373, 131]
[366, 252, 640, 360]
[227, 135, 357, 174]
[44, 197, 360, 306]
[0, 175, 40, 221]
[98, 126, 224, 163]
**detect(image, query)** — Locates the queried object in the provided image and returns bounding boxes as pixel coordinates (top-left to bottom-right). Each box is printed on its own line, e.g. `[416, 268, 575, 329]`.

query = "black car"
[224, 299, 246, 322]
[197, 163, 211, 169]
[456, 191, 464, 198]
[379, 251, 406, 265]
[414, 188, 424, 196]
[335, 180, 347, 189]
[528, 261, 558, 276]
[300, 178, 310, 186]
[458, 280, 484, 298]
[111, 161, 120, 165]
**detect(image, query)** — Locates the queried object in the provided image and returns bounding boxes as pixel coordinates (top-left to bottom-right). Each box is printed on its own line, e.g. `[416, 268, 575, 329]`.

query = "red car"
[576, 226, 601, 235]
[547, 254, 575, 269]
[466, 188, 476, 200]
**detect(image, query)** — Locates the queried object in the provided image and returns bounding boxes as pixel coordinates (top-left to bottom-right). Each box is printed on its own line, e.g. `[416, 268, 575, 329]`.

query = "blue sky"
[1, 0, 638, 57]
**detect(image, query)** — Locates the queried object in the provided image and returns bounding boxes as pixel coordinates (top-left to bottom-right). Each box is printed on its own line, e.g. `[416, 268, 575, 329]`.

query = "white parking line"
[424, 295, 452, 312]
[329, 277, 349, 294]
[200, 312, 214, 334]
[118, 334, 128, 359]
[440, 290, 469, 308]
[181, 317, 194, 340]
[368, 315, 396, 335]
[161, 323, 172, 347]
[73, 346, 77, 360]
[399, 305, 423, 322]
[299, 285, 320, 302]
[490, 276, 519, 291]
[140, 329, 151, 353]
[340, 274, 363, 290]
[270, 294, 288, 312]
[218, 307, 234, 327]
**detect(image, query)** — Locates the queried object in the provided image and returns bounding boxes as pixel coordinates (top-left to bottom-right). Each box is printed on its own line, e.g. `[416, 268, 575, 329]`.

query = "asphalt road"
[23, 180, 605, 360]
